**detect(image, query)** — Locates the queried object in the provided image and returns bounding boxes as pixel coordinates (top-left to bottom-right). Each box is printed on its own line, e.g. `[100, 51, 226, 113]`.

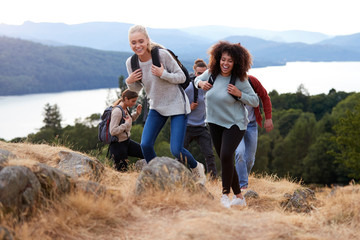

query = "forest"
[3, 77, 360, 186]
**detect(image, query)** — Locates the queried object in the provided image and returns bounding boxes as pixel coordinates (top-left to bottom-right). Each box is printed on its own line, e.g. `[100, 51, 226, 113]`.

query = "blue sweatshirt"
[194, 70, 259, 130]
[185, 82, 206, 127]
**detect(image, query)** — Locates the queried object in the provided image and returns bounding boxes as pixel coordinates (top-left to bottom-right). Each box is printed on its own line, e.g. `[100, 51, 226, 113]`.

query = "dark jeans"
[109, 138, 144, 171]
[208, 123, 245, 195]
[184, 126, 217, 178]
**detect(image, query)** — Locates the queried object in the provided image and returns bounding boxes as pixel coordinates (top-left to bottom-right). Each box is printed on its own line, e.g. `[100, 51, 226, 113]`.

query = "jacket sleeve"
[249, 75, 272, 119]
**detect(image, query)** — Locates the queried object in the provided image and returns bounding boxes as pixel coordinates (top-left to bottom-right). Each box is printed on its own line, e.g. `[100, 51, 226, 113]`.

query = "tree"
[272, 112, 316, 179]
[332, 103, 360, 180]
[42, 103, 62, 131]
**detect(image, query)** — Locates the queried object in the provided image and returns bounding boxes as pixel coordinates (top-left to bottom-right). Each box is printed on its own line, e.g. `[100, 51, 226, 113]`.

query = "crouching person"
[109, 89, 144, 171]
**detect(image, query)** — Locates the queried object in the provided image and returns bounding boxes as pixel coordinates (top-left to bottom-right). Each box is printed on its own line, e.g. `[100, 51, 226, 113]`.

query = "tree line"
[4, 78, 360, 186]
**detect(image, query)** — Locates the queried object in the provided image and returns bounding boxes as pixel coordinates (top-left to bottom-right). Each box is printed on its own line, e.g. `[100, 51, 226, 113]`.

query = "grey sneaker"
[231, 195, 247, 206]
[192, 161, 206, 185]
[221, 194, 231, 208]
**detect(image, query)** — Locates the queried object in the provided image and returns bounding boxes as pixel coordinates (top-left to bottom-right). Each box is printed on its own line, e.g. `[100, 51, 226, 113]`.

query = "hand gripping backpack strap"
[208, 73, 238, 100]
[229, 74, 238, 100]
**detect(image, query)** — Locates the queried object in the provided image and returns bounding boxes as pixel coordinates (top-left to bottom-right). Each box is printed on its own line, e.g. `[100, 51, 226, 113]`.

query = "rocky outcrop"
[0, 148, 107, 220]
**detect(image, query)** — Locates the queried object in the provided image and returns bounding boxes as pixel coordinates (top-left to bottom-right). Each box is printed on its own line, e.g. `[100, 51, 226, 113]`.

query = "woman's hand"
[151, 64, 164, 77]
[227, 84, 242, 98]
[199, 81, 213, 91]
[126, 69, 142, 84]
[123, 114, 131, 124]
[136, 104, 142, 115]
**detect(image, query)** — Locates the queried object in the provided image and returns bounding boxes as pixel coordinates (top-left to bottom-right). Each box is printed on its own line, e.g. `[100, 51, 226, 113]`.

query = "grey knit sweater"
[126, 49, 190, 116]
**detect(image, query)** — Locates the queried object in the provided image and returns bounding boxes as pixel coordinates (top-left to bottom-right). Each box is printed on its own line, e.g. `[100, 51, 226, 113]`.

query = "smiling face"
[124, 97, 138, 108]
[129, 31, 150, 58]
[220, 52, 234, 77]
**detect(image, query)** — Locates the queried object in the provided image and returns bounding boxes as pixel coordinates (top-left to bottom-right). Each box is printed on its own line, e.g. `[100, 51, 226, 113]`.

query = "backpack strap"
[131, 54, 140, 71]
[151, 47, 161, 67]
[248, 76, 254, 90]
[114, 105, 126, 125]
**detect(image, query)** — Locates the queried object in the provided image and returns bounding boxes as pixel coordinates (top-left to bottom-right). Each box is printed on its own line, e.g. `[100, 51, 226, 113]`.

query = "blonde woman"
[109, 89, 143, 171]
[125, 25, 206, 184]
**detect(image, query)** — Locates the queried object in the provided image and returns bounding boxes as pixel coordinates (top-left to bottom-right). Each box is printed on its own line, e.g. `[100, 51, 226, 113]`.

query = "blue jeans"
[235, 121, 258, 188]
[141, 109, 197, 168]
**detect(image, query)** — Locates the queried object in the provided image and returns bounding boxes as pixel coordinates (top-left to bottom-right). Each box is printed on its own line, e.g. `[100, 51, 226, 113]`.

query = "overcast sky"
[0, 0, 359, 36]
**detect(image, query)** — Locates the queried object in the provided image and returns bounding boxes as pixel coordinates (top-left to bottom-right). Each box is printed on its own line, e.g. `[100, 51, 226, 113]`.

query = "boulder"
[135, 157, 210, 196]
[57, 151, 104, 181]
[0, 166, 41, 218]
[32, 163, 74, 199]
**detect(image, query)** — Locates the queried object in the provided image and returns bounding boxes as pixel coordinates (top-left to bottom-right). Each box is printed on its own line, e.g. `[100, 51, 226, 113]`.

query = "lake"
[0, 61, 359, 141]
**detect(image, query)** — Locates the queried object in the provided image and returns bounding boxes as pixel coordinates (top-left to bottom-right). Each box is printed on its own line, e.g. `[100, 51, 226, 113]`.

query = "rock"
[281, 188, 316, 213]
[134, 159, 147, 171]
[57, 151, 104, 181]
[135, 157, 208, 196]
[75, 180, 107, 196]
[244, 190, 259, 199]
[32, 163, 74, 199]
[0, 166, 41, 218]
[0, 149, 16, 166]
[0, 226, 13, 240]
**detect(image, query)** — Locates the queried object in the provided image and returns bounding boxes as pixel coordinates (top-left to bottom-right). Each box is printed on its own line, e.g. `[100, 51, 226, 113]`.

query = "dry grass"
[0, 141, 359, 240]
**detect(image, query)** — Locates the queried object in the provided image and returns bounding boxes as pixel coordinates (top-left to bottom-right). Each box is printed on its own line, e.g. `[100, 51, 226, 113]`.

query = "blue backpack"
[98, 105, 126, 144]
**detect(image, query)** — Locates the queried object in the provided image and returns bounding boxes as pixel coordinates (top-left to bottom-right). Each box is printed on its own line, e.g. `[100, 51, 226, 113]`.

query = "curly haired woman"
[194, 41, 259, 208]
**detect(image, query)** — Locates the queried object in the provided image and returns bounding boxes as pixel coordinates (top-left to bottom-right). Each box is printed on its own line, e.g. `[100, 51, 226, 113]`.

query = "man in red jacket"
[235, 75, 274, 190]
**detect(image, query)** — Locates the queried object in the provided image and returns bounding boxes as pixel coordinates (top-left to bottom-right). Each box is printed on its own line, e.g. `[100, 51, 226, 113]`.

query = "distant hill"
[0, 36, 130, 96]
[224, 36, 360, 63]
[181, 26, 331, 44]
[318, 33, 360, 49]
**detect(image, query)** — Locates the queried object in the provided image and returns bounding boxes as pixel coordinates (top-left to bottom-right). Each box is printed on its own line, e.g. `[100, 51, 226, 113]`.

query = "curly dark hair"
[208, 41, 252, 82]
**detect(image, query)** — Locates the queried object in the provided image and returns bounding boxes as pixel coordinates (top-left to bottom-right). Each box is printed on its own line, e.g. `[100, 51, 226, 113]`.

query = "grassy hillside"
[1, 141, 359, 240]
[0, 36, 130, 96]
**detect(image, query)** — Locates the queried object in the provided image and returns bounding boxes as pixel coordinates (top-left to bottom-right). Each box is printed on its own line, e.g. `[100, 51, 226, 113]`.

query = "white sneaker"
[220, 194, 231, 208]
[192, 161, 206, 185]
[231, 195, 247, 206]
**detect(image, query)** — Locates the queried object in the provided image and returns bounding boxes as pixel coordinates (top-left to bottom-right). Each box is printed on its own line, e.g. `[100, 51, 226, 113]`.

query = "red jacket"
[248, 75, 272, 128]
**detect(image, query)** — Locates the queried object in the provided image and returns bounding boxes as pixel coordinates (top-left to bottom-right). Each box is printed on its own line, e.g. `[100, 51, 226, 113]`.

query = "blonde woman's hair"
[128, 25, 164, 52]
[112, 89, 138, 107]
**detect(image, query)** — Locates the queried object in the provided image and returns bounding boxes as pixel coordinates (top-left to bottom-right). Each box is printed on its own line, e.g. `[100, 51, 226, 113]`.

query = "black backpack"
[130, 46, 190, 89]
[208, 74, 254, 100]
[98, 105, 127, 144]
